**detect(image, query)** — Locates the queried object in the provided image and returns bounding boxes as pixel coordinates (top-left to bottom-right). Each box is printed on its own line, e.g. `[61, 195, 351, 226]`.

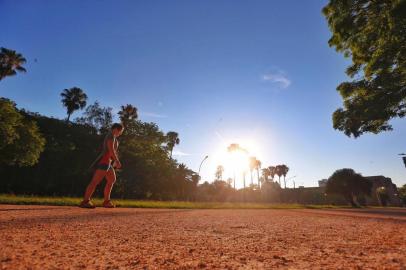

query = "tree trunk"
[348, 193, 358, 207]
[283, 176, 286, 189]
[66, 113, 71, 123]
[243, 173, 246, 202]
[250, 171, 253, 186]
[256, 168, 260, 188]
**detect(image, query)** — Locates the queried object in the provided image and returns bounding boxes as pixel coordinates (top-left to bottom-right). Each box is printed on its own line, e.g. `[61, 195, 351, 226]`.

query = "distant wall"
[279, 176, 402, 206]
[280, 187, 348, 205]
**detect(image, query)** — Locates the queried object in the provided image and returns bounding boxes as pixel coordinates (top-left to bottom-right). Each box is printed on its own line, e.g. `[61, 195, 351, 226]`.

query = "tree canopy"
[166, 131, 180, 158]
[75, 101, 113, 134]
[323, 0, 406, 137]
[60, 87, 88, 122]
[215, 165, 224, 181]
[0, 47, 27, 81]
[0, 100, 200, 200]
[326, 168, 372, 206]
[118, 104, 138, 128]
[0, 98, 45, 166]
[398, 184, 406, 205]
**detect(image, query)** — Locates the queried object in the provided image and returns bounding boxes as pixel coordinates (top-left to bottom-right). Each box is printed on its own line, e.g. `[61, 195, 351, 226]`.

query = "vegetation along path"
[1, 205, 405, 269]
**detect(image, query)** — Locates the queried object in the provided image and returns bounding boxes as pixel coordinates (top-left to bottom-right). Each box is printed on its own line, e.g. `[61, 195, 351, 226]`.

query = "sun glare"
[227, 150, 249, 172]
[211, 138, 264, 187]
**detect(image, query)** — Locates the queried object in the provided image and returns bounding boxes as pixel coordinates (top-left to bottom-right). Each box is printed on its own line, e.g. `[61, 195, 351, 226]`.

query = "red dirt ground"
[1, 205, 405, 269]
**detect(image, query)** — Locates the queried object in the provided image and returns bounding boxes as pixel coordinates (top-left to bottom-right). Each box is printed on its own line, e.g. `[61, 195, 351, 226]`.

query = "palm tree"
[0, 47, 27, 81]
[261, 168, 270, 183]
[242, 170, 247, 189]
[269, 166, 276, 181]
[166, 131, 180, 158]
[60, 87, 88, 122]
[249, 157, 257, 186]
[275, 165, 283, 186]
[118, 104, 138, 126]
[227, 143, 240, 152]
[227, 143, 240, 189]
[255, 159, 262, 188]
[280, 164, 290, 188]
[177, 163, 190, 199]
[215, 165, 224, 181]
[192, 174, 200, 185]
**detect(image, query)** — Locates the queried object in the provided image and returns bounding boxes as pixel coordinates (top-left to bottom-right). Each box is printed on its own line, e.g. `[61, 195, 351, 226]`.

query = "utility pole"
[285, 175, 297, 188]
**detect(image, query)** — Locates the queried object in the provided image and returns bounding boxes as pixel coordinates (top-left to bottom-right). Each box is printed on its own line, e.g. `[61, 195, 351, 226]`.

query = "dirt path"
[1, 205, 405, 269]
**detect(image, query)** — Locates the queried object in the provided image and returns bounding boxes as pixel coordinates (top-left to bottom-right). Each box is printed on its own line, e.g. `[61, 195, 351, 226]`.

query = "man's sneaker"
[79, 200, 96, 209]
[102, 200, 116, 208]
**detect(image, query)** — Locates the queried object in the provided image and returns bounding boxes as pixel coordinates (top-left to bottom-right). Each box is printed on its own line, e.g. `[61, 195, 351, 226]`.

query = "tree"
[249, 157, 257, 186]
[118, 104, 138, 128]
[173, 163, 195, 200]
[0, 98, 45, 166]
[196, 180, 234, 202]
[398, 184, 406, 205]
[75, 101, 113, 134]
[166, 131, 180, 158]
[325, 168, 372, 207]
[0, 99, 195, 200]
[376, 186, 389, 206]
[242, 170, 247, 189]
[323, 0, 406, 137]
[215, 165, 224, 181]
[275, 165, 283, 186]
[261, 168, 270, 183]
[227, 143, 247, 189]
[226, 177, 233, 187]
[255, 159, 262, 187]
[260, 180, 282, 203]
[117, 120, 176, 199]
[227, 144, 239, 188]
[0, 47, 26, 81]
[268, 166, 276, 181]
[60, 87, 87, 122]
[280, 164, 289, 188]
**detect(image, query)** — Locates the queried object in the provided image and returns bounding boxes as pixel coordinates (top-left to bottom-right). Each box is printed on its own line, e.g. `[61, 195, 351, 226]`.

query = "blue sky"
[1, 0, 405, 187]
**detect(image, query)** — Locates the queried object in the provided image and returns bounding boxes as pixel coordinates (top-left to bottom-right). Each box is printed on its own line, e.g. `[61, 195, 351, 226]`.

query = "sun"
[211, 138, 263, 183]
[227, 149, 249, 173]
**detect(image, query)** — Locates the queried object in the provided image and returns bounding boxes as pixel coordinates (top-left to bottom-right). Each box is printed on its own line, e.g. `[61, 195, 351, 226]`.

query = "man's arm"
[107, 139, 121, 168]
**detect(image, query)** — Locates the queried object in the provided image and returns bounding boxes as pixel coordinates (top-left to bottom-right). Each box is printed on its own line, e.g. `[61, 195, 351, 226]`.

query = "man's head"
[111, 123, 124, 137]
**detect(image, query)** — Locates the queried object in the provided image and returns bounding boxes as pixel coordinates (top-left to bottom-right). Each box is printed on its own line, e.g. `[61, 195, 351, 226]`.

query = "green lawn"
[0, 194, 352, 209]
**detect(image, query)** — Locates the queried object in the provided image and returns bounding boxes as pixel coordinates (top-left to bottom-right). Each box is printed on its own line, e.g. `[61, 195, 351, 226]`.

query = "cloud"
[262, 72, 291, 89]
[139, 111, 168, 118]
[172, 150, 191, 157]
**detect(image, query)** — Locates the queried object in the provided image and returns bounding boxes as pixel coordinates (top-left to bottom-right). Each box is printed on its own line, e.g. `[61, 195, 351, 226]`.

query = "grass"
[0, 194, 352, 209]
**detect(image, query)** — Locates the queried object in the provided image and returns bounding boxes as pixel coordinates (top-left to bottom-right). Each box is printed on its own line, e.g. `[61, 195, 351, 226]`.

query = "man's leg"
[83, 169, 107, 201]
[104, 168, 116, 202]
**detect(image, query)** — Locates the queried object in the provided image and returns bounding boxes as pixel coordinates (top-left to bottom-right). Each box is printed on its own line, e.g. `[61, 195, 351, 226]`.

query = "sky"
[1, 0, 405, 188]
